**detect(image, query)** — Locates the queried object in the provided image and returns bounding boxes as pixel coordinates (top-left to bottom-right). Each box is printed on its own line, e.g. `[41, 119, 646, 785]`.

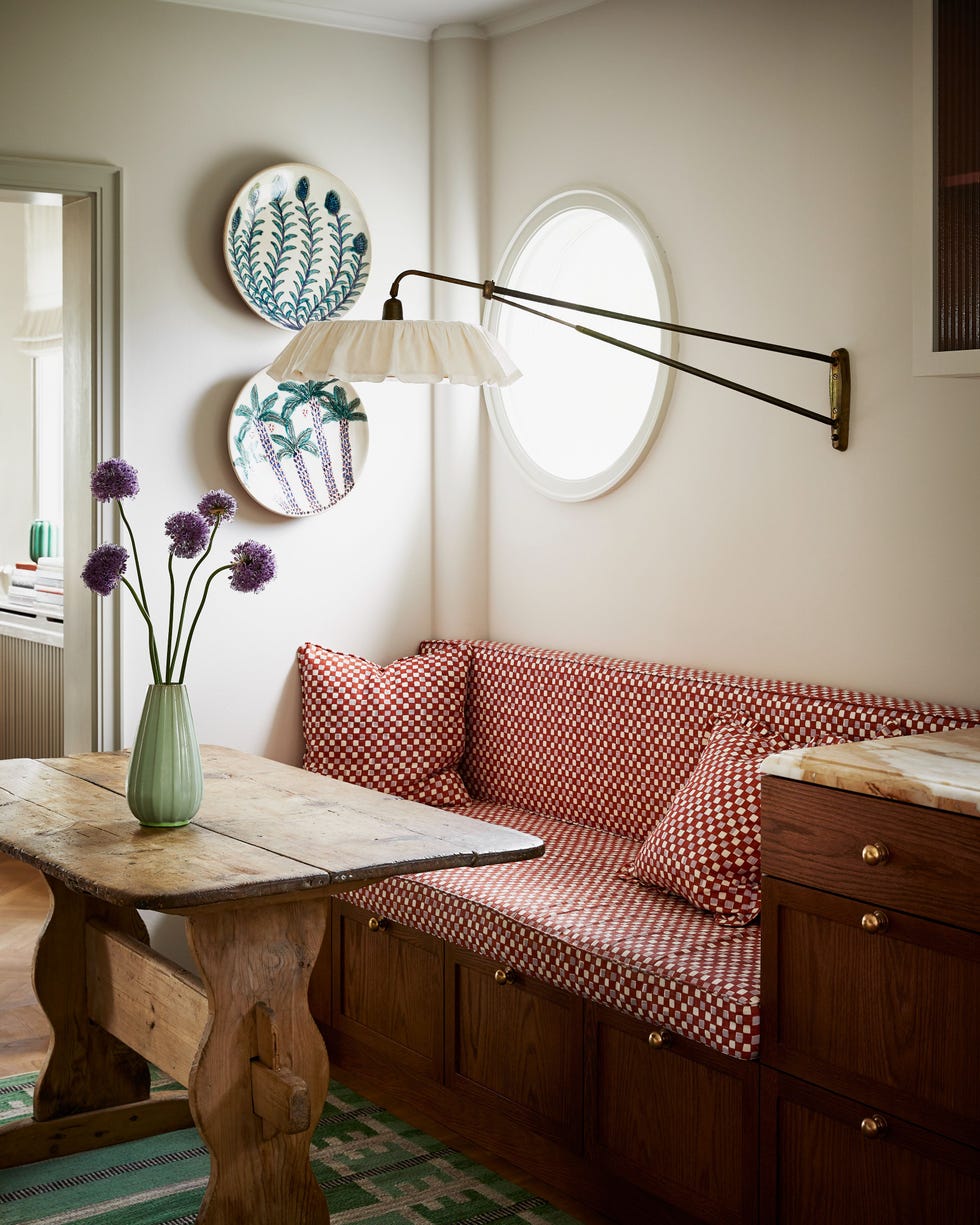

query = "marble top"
[761, 726, 980, 818]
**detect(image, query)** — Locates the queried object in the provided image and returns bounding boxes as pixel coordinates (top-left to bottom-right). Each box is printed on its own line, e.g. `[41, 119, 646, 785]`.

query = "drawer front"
[761, 776, 980, 931]
[761, 1070, 980, 1225]
[447, 948, 583, 1149]
[331, 900, 444, 1080]
[587, 1005, 757, 1225]
[761, 879, 980, 1144]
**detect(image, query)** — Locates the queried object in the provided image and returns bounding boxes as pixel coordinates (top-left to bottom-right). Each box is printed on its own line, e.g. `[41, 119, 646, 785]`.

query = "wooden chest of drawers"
[760, 772, 980, 1225]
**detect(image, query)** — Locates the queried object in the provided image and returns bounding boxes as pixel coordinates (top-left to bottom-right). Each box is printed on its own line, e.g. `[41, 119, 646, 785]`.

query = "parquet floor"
[0, 851, 50, 1076]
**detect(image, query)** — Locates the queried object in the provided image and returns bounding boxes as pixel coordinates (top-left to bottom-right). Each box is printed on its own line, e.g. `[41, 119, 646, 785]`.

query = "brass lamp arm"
[383, 269, 849, 450]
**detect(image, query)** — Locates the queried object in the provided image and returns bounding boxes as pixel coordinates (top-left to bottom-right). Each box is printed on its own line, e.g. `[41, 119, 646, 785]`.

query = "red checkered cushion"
[341, 800, 761, 1059]
[297, 643, 471, 807]
[418, 639, 980, 841]
[628, 717, 786, 925]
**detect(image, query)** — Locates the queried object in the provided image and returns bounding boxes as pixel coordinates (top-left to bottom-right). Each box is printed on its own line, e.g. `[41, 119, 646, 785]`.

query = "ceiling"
[158, 0, 604, 40]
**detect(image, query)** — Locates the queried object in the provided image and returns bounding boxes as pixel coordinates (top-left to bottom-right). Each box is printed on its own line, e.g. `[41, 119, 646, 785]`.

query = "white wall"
[0, 204, 34, 569]
[2, 0, 975, 746]
[0, 0, 433, 762]
[482, 0, 980, 708]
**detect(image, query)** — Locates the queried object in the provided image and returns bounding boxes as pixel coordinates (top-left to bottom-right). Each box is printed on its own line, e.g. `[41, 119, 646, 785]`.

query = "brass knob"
[861, 841, 890, 866]
[493, 968, 516, 985]
[860, 910, 889, 934]
[648, 1028, 671, 1049]
[860, 1114, 888, 1138]
[367, 916, 389, 933]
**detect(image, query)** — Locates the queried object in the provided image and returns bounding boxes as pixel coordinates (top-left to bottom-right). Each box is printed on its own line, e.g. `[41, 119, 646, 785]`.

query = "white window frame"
[483, 188, 677, 502]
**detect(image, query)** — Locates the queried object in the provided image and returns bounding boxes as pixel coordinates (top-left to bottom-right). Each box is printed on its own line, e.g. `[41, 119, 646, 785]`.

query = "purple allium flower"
[81, 542, 129, 597]
[197, 489, 237, 524]
[229, 540, 276, 593]
[165, 511, 210, 559]
[90, 458, 140, 503]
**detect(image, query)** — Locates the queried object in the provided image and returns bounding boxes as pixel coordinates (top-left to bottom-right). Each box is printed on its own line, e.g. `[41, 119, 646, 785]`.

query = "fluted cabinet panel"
[0, 635, 64, 759]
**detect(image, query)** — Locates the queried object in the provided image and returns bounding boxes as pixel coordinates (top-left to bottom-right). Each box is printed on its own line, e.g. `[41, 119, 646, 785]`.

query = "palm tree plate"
[224, 163, 370, 330]
[229, 366, 368, 516]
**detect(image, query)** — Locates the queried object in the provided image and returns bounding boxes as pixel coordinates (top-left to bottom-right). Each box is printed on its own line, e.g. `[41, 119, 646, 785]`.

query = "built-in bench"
[298, 638, 980, 1225]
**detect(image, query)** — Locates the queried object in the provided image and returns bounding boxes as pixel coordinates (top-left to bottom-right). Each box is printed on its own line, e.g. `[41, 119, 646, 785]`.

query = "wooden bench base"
[315, 898, 759, 1225]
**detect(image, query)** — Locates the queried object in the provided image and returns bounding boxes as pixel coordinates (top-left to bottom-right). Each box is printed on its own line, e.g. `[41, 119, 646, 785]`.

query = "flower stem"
[118, 501, 163, 680]
[121, 577, 163, 684]
[118, 502, 165, 686]
[168, 521, 219, 683]
[166, 553, 176, 683]
[118, 502, 151, 611]
[177, 564, 231, 684]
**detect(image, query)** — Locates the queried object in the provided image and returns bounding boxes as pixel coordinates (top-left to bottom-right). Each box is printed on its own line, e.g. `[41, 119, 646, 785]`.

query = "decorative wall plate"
[224, 163, 370, 330]
[229, 366, 368, 516]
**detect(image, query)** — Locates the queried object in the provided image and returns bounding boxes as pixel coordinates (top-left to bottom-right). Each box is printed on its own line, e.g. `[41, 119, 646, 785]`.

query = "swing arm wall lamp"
[270, 267, 850, 452]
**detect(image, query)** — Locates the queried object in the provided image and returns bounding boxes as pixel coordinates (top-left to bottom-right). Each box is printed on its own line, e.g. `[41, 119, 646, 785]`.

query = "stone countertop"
[761, 726, 980, 818]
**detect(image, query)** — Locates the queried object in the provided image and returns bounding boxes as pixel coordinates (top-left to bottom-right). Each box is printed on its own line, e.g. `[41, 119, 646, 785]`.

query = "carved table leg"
[33, 873, 150, 1121]
[186, 896, 331, 1225]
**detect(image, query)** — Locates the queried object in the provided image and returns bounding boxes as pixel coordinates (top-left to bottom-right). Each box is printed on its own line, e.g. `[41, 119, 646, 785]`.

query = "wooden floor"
[0, 851, 608, 1222]
[0, 852, 50, 1077]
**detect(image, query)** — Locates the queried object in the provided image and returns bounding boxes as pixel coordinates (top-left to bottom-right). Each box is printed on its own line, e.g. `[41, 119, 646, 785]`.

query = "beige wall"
[483, 0, 980, 708]
[0, 0, 433, 761]
[0, 203, 33, 568]
[2, 0, 976, 767]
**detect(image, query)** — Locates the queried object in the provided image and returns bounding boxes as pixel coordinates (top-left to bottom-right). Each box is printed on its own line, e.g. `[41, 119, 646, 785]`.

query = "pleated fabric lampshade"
[268, 319, 521, 387]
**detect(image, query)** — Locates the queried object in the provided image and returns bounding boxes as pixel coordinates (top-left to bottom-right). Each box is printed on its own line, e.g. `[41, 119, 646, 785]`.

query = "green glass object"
[29, 520, 52, 562]
[126, 684, 204, 827]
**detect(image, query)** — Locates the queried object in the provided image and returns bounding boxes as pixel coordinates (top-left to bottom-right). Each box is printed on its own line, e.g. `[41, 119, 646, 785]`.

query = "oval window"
[484, 189, 676, 501]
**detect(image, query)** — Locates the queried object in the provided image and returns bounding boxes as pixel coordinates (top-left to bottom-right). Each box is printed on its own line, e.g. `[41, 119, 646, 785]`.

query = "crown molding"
[482, 0, 604, 38]
[156, 0, 605, 41]
[156, 0, 433, 40]
[432, 22, 488, 40]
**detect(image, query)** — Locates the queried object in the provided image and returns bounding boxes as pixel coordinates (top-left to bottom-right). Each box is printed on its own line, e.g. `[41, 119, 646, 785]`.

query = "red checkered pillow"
[297, 644, 471, 807]
[628, 717, 787, 925]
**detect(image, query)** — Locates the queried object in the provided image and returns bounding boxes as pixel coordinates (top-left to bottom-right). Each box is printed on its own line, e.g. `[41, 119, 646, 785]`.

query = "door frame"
[0, 155, 121, 751]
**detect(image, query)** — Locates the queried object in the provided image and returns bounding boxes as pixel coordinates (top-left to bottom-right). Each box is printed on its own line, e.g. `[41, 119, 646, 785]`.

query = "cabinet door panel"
[587, 1006, 757, 1225]
[761, 1071, 980, 1225]
[331, 900, 443, 1080]
[761, 879, 980, 1145]
[447, 948, 583, 1148]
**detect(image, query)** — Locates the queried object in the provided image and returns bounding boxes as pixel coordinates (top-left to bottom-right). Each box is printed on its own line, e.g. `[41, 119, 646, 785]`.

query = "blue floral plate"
[224, 162, 370, 330]
[229, 366, 368, 516]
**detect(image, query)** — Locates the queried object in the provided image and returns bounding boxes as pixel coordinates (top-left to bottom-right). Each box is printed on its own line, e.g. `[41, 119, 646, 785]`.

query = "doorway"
[0, 157, 121, 754]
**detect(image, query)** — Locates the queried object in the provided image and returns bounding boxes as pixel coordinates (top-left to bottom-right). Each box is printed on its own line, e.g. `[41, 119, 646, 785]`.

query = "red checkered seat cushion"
[297, 643, 471, 807]
[343, 801, 761, 1059]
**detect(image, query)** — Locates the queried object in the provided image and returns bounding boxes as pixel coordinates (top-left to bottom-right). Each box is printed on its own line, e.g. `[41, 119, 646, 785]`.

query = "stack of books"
[7, 562, 38, 607]
[33, 557, 64, 611]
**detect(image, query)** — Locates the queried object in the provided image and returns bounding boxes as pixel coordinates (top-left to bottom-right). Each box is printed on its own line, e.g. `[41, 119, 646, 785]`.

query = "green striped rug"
[0, 1071, 577, 1224]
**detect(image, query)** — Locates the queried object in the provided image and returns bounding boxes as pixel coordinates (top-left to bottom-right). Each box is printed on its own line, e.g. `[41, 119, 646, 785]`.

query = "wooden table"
[0, 745, 544, 1222]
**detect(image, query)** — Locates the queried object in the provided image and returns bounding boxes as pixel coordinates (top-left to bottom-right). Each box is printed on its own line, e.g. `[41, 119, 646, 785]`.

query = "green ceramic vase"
[126, 684, 204, 827]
